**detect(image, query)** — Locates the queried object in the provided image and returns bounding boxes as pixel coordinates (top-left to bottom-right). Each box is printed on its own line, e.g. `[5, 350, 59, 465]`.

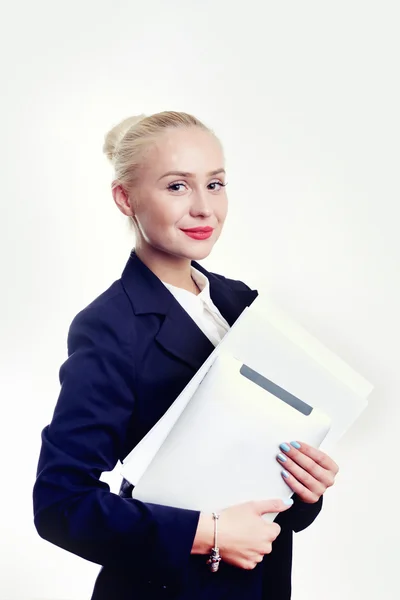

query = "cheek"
[217, 197, 228, 222]
[136, 198, 182, 238]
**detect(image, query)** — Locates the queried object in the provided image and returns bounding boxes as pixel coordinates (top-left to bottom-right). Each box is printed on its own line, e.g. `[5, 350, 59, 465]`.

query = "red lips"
[181, 227, 214, 233]
[181, 226, 214, 240]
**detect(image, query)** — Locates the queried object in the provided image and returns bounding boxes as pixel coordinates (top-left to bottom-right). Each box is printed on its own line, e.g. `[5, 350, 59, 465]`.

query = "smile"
[180, 227, 214, 240]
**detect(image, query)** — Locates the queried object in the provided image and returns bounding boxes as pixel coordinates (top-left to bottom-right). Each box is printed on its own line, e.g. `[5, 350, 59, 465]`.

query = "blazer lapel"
[121, 250, 256, 372]
[154, 301, 215, 372]
[192, 261, 259, 326]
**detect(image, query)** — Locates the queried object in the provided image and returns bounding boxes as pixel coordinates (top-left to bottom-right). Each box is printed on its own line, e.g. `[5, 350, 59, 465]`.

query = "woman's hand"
[218, 499, 294, 570]
[276, 441, 339, 504]
[192, 498, 293, 570]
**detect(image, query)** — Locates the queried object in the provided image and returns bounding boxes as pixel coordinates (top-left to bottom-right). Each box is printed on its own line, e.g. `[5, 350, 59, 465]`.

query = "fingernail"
[279, 443, 290, 452]
[283, 498, 293, 506]
[282, 470, 290, 478]
[290, 441, 301, 449]
[277, 453, 287, 462]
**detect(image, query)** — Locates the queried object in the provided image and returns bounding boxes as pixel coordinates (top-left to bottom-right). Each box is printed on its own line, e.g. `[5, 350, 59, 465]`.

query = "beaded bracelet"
[206, 512, 222, 572]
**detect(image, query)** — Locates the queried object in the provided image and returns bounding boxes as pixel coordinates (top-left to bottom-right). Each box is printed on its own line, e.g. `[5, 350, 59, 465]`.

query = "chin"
[188, 249, 212, 262]
[153, 235, 218, 262]
[167, 243, 213, 262]
[185, 242, 215, 261]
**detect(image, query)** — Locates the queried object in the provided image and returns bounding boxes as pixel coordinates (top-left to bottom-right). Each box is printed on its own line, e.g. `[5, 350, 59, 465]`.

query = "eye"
[208, 180, 227, 191]
[167, 182, 187, 192]
[166, 180, 228, 193]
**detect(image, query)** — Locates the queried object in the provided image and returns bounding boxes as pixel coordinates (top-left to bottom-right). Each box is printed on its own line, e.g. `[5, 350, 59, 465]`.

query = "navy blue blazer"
[33, 250, 323, 600]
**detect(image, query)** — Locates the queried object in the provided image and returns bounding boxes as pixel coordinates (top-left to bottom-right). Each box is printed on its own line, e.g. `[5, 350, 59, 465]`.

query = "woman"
[33, 111, 339, 600]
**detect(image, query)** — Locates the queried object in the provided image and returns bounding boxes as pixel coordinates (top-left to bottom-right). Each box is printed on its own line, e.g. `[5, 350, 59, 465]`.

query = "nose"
[189, 188, 213, 218]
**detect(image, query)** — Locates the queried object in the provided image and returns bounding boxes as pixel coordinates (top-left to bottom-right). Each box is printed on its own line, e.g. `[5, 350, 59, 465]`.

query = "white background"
[1, 1, 399, 599]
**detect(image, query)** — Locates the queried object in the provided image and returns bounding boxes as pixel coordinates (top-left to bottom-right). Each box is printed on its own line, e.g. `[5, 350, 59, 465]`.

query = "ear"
[112, 182, 135, 218]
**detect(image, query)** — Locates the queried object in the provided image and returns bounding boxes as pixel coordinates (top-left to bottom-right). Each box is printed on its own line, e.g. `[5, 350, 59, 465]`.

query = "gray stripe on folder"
[239, 364, 313, 416]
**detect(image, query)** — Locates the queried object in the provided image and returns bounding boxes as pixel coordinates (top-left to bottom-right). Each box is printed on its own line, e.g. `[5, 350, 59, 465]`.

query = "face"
[114, 127, 228, 262]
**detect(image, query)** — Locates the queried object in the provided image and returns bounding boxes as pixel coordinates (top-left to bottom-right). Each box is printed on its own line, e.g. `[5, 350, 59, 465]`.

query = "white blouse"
[161, 267, 230, 347]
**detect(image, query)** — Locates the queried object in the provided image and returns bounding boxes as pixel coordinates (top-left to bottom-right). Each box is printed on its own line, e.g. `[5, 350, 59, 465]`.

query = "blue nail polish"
[290, 441, 301, 449]
[280, 443, 290, 453]
[282, 470, 290, 478]
[283, 498, 293, 506]
[277, 453, 287, 462]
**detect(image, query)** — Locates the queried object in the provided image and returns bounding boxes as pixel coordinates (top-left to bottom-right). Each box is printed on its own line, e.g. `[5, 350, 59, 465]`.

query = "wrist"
[191, 512, 214, 555]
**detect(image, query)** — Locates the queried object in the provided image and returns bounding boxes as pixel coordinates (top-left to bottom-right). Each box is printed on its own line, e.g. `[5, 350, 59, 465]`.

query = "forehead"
[142, 127, 224, 176]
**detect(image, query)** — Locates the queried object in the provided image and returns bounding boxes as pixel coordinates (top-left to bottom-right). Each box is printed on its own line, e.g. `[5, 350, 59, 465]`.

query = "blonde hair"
[103, 110, 217, 191]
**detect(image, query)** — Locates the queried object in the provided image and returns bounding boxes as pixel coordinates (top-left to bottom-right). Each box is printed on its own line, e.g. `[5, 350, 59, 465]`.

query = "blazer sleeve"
[275, 493, 323, 533]
[33, 303, 201, 586]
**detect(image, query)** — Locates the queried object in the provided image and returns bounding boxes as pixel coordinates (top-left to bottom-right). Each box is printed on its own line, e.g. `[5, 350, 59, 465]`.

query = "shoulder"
[193, 262, 256, 294]
[210, 271, 254, 293]
[67, 279, 136, 354]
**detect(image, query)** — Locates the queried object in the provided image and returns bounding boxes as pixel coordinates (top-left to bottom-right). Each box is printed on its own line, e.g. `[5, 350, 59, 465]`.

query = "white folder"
[128, 353, 331, 522]
[121, 296, 373, 521]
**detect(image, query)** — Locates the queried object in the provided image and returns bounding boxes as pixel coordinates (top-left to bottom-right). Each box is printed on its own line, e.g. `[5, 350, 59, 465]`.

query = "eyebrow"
[158, 168, 226, 181]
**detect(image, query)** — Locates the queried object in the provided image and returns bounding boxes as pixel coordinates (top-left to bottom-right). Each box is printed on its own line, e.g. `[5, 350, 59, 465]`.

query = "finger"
[280, 460, 326, 496]
[253, 498, 294, 515]
[253, 554, 264, 564]
[279, 468, 324, 503]
[277, 449, 335, 489]
[278, 442, 338, 484]
[242, 557, 263, 570]
[282, 457, 328, 496]
[268, 523, 281, 541]
[283, 441, 339, 475]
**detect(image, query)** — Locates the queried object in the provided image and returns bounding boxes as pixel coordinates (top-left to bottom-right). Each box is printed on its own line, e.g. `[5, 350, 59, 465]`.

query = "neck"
[134, 242, 196, 291]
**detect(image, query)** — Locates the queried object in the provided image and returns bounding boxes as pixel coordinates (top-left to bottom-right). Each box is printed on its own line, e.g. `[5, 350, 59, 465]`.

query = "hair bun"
[103, 114, 147, 164]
